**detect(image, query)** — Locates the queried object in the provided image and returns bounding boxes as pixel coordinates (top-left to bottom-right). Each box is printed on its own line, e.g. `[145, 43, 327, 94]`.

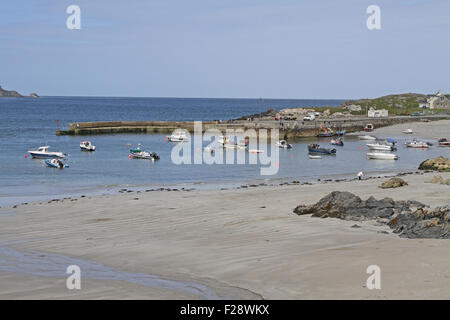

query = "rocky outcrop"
[418, 157, 450, 171]
[0, 85, 23, 97]
[379, 177, 408, 189]
[0, 85, 38, 98]
[293, 191, 449, 239]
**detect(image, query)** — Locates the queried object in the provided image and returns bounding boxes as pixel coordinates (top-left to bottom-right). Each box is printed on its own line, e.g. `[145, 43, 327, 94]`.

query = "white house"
[425, 91, 449, 109]
[368, 107, 388, 118]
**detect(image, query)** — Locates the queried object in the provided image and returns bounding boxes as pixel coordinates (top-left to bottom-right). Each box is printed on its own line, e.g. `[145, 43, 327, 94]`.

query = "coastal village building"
[422, 91, 449, 109]
[367, 107, 388, 118]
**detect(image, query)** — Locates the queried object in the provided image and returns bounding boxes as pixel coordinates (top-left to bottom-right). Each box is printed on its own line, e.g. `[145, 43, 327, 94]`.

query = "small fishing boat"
[130, 151, 160, 160]
[317, 127, 334, 137]
[438, 138, 450, 147]
[403, 128, 414, 134]
[45, 158, 68, 168]
[308, 155, 322, 159]
[276, 140, 293, 149]
[366, 143, 395, 151]
[358, 135, 377, 140]
[28, 146, 66, 159]
[308, 144, 336, 155]
[330, 138, 344, 146]
[80, 140, 96, 151]
[367, 152, 398, 160]
[405, 140, 429, 148]
[363, 124, 374, 132]
[167, 130, 189, 142]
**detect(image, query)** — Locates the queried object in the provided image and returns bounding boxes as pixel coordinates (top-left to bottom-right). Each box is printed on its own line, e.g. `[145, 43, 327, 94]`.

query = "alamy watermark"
[366, 265, 381, 290]
[168, 122, 280, 175]
[366, 5, 381, 30]
[66, 265, 81, 290]
[66, 5, 81, 30]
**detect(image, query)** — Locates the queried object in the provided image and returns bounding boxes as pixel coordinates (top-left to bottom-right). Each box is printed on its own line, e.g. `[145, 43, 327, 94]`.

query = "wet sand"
[0, 170, 449, 299]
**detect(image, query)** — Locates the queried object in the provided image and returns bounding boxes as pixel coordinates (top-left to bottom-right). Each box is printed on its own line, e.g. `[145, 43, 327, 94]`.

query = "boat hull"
[30, 152, 65, 159]
[367, 153, 398, 160]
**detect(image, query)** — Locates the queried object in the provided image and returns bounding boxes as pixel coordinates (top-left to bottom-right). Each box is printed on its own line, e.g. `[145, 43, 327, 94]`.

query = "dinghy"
[45, 158, 68, 168]
[167, 130, 189, 142]
[276, 140, 293, 149]
[367, 152, 398, 160]
[330, 138, 344, 146]
[358, 135, 377, 140]
[438, 138, 450, 147]
[403, 128, 414, 134]
[80, 140, 96, 151]
[308, 144, 336, 155]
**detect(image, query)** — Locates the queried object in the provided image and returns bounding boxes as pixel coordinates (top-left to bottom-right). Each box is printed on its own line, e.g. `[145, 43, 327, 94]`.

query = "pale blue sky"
[0, 0, 449, 99]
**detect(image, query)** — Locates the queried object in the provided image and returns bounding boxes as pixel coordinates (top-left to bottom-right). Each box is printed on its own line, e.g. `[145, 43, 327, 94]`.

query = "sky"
[0, 0, 449, 99]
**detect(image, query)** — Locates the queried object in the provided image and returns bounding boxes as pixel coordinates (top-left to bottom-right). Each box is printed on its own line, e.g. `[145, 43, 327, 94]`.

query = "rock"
[426, 175, 444, 184]
[418, 157, 450, 171]
[444, 179, 450, 185]
[379, 177, 408, 189]
[293, 191, 448, 239]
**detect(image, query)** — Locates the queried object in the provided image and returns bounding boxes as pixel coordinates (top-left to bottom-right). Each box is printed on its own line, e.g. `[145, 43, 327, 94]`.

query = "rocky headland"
[0, 85, 39, 98]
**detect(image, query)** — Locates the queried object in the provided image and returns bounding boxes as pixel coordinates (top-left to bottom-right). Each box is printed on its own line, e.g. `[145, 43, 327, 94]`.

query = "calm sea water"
[0, 96, 445, 206]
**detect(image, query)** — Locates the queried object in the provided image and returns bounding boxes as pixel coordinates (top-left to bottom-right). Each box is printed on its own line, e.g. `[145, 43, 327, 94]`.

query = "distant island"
[0, 85, 39, 98]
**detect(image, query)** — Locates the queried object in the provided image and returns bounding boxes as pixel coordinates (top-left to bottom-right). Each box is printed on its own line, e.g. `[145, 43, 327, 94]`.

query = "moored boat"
[366, 143, 395, 151]
[330, 138, 344, 146]
[276, 140, 293, 149]
[167, 130, 189, 142]
[366, 152, 398, 160]
[28, 146, 66, 159]
[317, 127, 334, 137]
[403, 128, 414, 134]
[308, 144, 336, 155]
[130, 151, 160, 160]
[438, 138, 450, 147]
[363, 124, 374, 132]
[405, 140, 429, 148]
[358, 135, 377, 140]
[80, 140, 96, 151]
[45, 158, 68, 168]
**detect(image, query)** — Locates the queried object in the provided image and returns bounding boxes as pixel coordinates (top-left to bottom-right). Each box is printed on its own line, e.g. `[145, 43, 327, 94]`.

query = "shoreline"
[1, 168, 422, 209]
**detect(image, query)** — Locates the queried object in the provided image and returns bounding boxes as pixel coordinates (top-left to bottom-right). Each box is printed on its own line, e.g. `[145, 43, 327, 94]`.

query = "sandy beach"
[0, 119, 449, 300]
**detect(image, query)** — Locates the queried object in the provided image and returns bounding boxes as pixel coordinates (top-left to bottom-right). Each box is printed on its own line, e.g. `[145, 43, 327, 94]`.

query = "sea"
[0, 96, 444, 207]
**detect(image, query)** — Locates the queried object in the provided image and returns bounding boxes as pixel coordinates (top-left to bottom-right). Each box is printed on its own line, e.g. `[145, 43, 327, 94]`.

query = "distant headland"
[0, 85, 39, 98]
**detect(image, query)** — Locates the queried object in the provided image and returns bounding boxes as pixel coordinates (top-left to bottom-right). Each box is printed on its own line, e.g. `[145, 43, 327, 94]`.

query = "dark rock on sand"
[379, 177, 408, 189]
[293, 191, 448, 239]
[418, 157, 450, 172]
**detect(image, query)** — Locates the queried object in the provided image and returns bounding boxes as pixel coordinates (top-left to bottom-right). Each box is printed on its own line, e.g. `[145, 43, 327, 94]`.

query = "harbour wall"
[56, 115, 448, 138]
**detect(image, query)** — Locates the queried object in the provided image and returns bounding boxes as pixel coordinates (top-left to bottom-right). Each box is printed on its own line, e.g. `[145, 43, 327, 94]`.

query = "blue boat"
[45, 159, 68, 168]
[308, 144, 336, 155]
[336, 130, 346, 136]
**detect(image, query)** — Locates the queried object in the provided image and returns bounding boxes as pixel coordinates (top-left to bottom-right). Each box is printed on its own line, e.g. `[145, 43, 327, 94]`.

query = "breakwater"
[56, 115, 447, 138]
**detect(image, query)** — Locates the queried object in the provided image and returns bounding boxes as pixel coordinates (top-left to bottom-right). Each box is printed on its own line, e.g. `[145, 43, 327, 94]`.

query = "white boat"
[80, 140, 96, 151]
[276, 140, 292, 149]
[405, 140, 429, 148]
[248, 149, 264, 154]
[358, 135, 377, 140]
[366, 143, 395, 151]
[28, 146, 66, 159]
[367, 152, 398, 160]
[167, 130, 189, 142]
[403, 128, 414, 134]
[308, 155, 322, 159]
